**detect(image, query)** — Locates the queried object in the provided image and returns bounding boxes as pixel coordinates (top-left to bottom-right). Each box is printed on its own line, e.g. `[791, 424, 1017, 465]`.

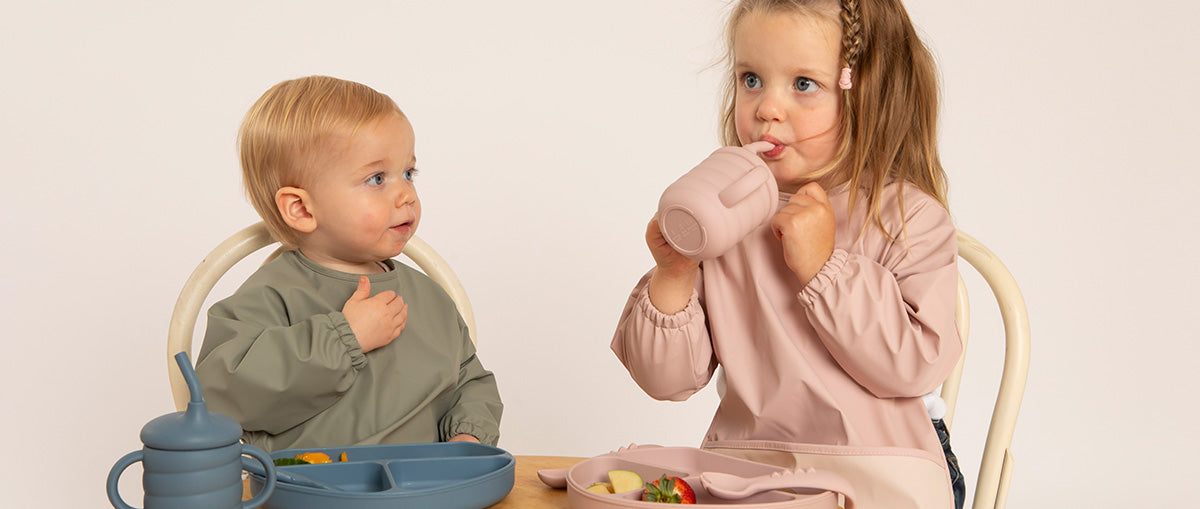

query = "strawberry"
[641, 474, 696, 504]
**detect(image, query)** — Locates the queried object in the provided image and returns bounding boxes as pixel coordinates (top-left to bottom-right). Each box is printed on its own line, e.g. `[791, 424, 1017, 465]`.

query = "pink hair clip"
[839, 67, 853, 90]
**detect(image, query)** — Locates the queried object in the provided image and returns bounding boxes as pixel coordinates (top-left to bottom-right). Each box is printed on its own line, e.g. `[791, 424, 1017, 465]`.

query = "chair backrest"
[939, 231, 1031, 509]
[712, 230, 1030, 509]
[166, 222, 477, 412]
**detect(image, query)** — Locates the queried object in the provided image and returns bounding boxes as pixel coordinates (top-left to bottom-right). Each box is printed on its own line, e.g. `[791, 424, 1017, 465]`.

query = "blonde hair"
[719, 0, 948, 238]
[238, 75, 403, 247]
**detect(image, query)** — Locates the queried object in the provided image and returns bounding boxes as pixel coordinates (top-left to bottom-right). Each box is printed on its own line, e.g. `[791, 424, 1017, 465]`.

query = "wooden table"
[243, 455, 584, 508]
[487, 456, 582, 509]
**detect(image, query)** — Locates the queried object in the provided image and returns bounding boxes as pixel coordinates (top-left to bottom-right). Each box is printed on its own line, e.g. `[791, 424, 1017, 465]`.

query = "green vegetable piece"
[273, 457, 310, 467]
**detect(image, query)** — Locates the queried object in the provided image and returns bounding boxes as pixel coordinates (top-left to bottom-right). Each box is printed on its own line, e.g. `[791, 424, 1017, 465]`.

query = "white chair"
[714, 230, 1030, 509]
[166, 222, 477, 412]
[939, 231, 1031, 509]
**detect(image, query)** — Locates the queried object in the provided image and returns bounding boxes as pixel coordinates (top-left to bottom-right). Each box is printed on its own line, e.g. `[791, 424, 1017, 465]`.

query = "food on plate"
[273, 451, 347, 466]
[606, 470, 644, 493]
[294, 452, 333, 464]
[641, 475, 696, 504]
[586, 481, 615, 494]
[273, 457, 309, 466]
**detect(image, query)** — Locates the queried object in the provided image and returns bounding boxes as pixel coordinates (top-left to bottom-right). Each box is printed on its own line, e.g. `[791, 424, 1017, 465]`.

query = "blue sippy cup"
[106, 352, 277, 509]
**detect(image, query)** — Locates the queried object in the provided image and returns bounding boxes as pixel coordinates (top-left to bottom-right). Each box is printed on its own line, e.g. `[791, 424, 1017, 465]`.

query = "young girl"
[611, 1, 962, 508]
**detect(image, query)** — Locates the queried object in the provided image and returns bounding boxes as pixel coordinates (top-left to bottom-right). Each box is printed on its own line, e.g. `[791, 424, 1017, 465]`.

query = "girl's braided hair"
[840, 0, 863, 72]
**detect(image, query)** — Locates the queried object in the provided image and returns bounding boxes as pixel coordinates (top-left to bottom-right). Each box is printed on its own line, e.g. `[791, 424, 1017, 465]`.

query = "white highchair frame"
[165, 222, 476, 412]
[940, 231, 1031, 509]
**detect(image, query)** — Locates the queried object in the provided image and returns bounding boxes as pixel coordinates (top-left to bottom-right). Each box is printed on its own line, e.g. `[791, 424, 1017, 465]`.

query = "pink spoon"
[700, 468, 856, 508]
[537, 468, 568, 489]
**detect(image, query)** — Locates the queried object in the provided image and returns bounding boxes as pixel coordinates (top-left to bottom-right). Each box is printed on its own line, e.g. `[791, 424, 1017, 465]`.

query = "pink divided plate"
[542, 445, 846, 508]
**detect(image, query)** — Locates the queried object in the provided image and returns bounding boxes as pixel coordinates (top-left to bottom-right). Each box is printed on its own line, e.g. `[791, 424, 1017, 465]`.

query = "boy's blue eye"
[795, 77, 819, 93]
[403, 168, 419, 181]
[742, 73, 762, 90]
[366, 173, 385, 186]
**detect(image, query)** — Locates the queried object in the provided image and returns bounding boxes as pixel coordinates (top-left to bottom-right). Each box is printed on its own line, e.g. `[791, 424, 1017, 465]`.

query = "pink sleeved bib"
[612, 181, 961, 509]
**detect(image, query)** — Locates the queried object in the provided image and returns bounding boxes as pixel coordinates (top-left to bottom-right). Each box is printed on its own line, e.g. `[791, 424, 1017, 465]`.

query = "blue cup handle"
[241, 445, 277, 508]
[106, 450, 144, 509]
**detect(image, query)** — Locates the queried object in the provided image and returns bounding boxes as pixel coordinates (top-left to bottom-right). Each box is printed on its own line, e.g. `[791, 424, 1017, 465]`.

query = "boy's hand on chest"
[343, 276, 409, 353]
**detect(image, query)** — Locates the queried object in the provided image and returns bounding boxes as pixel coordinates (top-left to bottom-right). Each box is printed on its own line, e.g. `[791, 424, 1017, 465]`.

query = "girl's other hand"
[771, 182, 835, 287]
[646, 215, 700, 314]
[343, 276, 408, 353]
[448, 434, 480, 443]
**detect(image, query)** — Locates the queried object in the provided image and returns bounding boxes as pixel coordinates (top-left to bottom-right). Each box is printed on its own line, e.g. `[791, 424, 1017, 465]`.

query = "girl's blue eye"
[742, 73, 762, 90]
[403, 168, 419, 181]
[795, 77, 819, 93]
[366, 173, 385, 186]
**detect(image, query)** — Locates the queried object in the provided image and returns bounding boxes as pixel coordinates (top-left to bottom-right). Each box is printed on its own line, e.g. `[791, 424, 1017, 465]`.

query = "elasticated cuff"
[797, 249, 849, 307]
[331, 312, 368, 370]
[443, 420, 499, 446]
[634, 284, 704, 330]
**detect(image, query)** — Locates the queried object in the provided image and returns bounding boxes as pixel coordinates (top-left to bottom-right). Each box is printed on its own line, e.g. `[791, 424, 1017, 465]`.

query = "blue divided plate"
[246, 442, 515, 509]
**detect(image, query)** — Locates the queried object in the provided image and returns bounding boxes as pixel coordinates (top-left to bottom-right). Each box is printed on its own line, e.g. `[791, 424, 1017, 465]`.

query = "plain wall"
[2, 1, 1196, 506]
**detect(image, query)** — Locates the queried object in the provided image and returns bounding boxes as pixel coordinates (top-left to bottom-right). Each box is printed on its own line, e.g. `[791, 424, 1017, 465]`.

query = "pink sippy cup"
[657, 142, 777, 260]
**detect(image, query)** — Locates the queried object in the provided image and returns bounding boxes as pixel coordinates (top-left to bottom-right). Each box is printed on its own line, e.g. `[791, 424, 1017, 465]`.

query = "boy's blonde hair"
[719, 0, 948, 237]
[239, 75, 403, 248]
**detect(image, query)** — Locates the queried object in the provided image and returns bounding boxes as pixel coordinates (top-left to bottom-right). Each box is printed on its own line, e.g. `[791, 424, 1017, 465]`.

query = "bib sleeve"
[799, 197, 962, 398]
[610, 271, 718, 401]
[196, 286, 366, 434]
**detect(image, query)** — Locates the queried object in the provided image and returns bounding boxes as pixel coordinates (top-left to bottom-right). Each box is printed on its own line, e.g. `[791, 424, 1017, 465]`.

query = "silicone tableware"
[701, 469, 856, 508]
[245, 442, 515, 509]
[540, 444, 853, 508]
[657, 141, 778, 260]
[106, 352, 277, 509]
[242, 458, 342, 491]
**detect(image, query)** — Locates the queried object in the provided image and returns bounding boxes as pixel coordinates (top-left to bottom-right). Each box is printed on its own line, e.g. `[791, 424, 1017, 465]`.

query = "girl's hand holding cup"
[645, 215, 701, 315]
[648, 141, 777, 314]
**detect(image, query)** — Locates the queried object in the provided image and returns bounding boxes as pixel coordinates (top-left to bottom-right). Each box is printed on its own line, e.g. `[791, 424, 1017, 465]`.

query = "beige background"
[2, 1, 1196, 506]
